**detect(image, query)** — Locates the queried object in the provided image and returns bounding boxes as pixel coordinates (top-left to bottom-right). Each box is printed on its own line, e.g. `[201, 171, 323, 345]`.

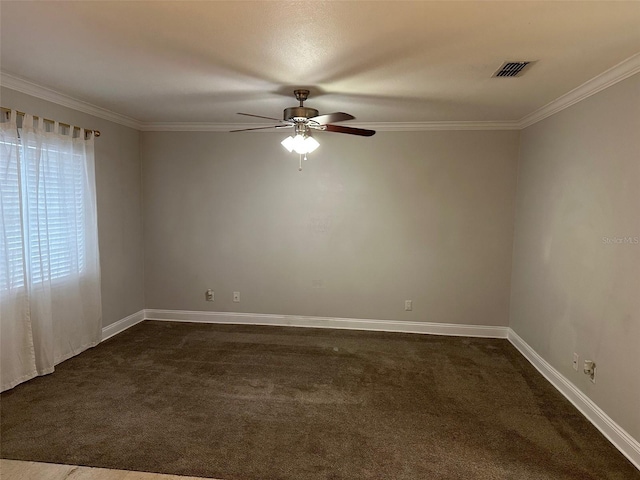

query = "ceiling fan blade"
[309, 112, 355, 125]
[237, 112, 286, 122]
[229, 125, 292, 132]
[324, 124, 376, 137]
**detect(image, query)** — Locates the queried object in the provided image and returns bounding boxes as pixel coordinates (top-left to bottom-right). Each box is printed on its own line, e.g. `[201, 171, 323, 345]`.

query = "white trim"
[518, 53, 640, 129]
[4, 53, 638, 133]
[98, 310, 639, 469]
[508, 328, 640, 471]
[143, 309, 509, 338]
[354, 121, 520, 132]
[139, 120, 520, 132]
[140, 122, 277, 132]
[101, 310, 145, 342]
[1, 73, 517, 133]
[0, 72, 143, 130]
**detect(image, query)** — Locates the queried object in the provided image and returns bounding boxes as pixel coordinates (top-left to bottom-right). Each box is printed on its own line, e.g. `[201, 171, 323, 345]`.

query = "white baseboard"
[143, 309, 509, 338]
[97, 308, 637, 471]
[101, 310, 145, 342]
[508, 328, 640, 471]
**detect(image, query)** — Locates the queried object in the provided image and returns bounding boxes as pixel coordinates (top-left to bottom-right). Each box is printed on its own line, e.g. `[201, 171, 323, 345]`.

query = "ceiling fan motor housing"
[283, 106, 319, 122]
[232, 88, 374, 137]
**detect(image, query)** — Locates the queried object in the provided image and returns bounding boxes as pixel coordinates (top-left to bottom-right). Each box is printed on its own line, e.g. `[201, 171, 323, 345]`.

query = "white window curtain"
[0, 110, 102, 391]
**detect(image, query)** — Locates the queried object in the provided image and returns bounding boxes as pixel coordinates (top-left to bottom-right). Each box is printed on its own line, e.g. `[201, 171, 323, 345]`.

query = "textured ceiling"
[1, 1, 639, 125]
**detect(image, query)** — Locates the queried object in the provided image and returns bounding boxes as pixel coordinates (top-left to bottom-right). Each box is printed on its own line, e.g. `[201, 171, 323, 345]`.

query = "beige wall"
[141, 130, 519, 325]
[0, 87, 145, 328]
[510, 74, 640, 439]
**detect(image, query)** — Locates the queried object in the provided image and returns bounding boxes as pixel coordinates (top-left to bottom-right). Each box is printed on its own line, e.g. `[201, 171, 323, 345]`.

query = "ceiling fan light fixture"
[281, 134, 319, 154]
[236, 89, 372, 169]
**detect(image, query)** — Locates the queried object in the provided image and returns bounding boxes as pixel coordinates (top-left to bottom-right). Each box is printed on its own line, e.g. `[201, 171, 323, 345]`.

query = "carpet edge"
[507, 328, 640, 472]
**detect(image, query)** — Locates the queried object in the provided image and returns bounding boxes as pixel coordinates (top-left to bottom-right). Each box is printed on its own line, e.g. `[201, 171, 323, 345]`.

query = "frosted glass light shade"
[281, 134, 319, 154]
[292, 134, 306, 153]
[281, 136, 295, 152]
[304, 136, 319, 153]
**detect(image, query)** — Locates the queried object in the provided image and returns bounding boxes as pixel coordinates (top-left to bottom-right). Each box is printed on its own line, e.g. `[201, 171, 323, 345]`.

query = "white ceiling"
[1, 1, 639, 126]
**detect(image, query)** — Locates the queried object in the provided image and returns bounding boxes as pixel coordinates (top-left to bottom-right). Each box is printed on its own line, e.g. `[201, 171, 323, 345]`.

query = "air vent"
[493, 61, 531, 77]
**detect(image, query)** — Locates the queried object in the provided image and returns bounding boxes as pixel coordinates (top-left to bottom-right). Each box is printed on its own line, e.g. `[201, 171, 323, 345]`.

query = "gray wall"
[510, 74, 640, 439]
[0, 87, 145, 328]
[4, 75, 638, 446]
[141, 130, 520, 325]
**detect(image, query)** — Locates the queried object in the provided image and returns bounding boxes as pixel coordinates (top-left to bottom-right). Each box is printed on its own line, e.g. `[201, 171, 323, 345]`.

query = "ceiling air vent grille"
[493, 61, 531, 77]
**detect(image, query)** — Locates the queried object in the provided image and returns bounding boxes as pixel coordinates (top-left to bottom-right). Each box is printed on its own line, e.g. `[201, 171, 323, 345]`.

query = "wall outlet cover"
[583, 360, 596, 383]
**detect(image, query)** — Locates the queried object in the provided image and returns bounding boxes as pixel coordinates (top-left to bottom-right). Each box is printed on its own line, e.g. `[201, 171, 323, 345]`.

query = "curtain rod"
[1, 107, 101, 137]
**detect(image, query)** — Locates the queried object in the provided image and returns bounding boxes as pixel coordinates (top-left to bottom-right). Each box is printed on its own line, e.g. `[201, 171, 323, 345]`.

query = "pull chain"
[298, 153, 309, 171]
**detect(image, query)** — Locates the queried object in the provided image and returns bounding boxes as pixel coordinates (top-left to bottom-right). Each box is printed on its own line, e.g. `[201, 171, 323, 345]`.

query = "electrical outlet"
[205, 289, 214, 302]
[233, 291, 240, 303]
[583, 360, 596, 383]
[404, 300, 412, 311]
[572, 353, 579, 371]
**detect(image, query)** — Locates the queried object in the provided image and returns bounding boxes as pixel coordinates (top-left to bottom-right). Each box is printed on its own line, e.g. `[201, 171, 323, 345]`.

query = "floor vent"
[493, 61, 531, 77]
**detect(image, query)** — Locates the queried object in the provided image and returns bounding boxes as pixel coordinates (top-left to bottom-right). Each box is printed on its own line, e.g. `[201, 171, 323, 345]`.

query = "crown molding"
[3, 73, 517, 132]
[140, 120, 520, 132]
[4, 53, 639, 133]
[355, 121, 520, 131]
[139, 122, 273, 132]
[518, 53, 640, 129]
[0, 71, 143, 130]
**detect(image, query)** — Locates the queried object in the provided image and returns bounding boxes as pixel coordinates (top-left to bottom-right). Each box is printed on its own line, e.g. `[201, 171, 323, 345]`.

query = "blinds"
[0, 132, 86, 290]
[23, 143, 86, 285]
[0, 135, 24, 290]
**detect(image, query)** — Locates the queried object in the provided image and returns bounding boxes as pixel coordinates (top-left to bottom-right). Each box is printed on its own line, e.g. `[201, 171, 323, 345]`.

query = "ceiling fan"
[231, 89, 375, 170]
[231, 89, 376, 137]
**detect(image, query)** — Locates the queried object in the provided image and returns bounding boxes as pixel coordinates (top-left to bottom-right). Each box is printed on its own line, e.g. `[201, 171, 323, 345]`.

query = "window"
[1, 112, 101, 391]
[0, 128, 87, 291]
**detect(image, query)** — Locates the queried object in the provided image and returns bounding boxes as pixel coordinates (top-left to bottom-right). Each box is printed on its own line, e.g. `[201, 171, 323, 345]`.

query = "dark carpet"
[1, 321, 638, 480]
